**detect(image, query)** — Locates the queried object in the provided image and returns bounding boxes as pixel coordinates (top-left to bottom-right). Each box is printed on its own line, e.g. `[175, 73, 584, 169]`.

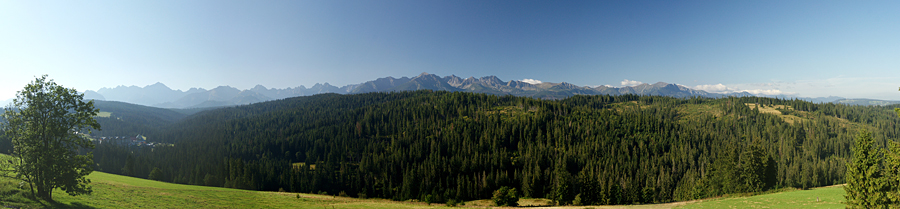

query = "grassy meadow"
[0, 168, 849, 209]
[677, 185, 846, 209]
[0, 170, 452, 209]
[95, 111, 112, 118]
[0, 153, 849, 208]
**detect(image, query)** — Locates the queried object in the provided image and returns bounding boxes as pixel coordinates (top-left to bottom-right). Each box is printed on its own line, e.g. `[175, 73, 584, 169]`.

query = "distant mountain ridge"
[79, 72, 885, 109]
[834, 98, 900, 106]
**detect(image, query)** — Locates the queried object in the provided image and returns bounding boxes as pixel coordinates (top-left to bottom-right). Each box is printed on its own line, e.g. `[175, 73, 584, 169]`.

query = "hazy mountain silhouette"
[0, 98, 13, 107]
[389, 73, 461, 92]
[349, 76, 412, 93]
[82, 90, 106, 101]
[153, 86, 273, 108]
[84, 72, 871, 108]
[834, 98, 900, 106]
[96, 83, 191, 106]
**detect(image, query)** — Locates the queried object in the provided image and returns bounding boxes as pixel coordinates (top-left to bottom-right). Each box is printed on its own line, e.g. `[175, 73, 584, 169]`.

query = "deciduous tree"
[1, 75, 100, 200]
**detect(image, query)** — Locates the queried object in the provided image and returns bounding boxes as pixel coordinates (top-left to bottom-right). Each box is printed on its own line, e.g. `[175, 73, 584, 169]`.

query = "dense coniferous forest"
[89, 100, 187, 137]
[4, 91, 900, 204]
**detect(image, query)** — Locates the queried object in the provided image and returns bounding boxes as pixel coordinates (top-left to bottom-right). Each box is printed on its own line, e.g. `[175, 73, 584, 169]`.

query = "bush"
[148, 167, 163, 181]
[492, 186, 519, 206]
[422, 194, 434, 205]
[573, 193, 583, 206]
[446, 199, 459, 207]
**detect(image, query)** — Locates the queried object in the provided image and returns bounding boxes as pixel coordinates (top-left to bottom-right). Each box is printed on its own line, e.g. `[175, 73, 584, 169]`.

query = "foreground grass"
[678, 185, 846, 209]
[0, 156, 847, 209]
[1, 171, 450, 209]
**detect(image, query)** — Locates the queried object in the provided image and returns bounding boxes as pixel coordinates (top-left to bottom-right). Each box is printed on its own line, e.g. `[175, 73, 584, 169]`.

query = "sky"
[2, 0, 900, 101]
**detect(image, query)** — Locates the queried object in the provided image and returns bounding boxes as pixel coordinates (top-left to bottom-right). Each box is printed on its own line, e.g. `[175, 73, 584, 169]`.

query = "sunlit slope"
[104, 93, 894, 204]
[678, 185, 846, 209]
[0, 169, 448, 209]
[7, 170, 847, 209]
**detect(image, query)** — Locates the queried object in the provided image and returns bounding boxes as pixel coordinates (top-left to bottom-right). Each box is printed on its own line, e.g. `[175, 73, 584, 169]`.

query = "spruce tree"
[844, 130, 888, 208]
[885, 93, 900, 206]
[884, 141, 900, 206]
[741, 140, 767, 192]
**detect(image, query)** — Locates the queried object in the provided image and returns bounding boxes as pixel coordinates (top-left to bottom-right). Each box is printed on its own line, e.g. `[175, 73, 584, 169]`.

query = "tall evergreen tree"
[883, 90, 900, 206]
[741, 140, 767, 192]
[844, 130, 888, 208]
[883, 141, 900, 206]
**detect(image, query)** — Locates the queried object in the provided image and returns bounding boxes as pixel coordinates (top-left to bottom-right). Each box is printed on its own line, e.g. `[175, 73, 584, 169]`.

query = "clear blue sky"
[2, 0, 899, 101]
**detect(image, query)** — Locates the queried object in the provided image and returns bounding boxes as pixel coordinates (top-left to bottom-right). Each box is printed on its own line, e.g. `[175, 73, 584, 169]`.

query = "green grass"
[1, 152, 850, 209]
[678, 185, 846, 209]
[0, 171, 851, 209]
[0, 169, 451, 209]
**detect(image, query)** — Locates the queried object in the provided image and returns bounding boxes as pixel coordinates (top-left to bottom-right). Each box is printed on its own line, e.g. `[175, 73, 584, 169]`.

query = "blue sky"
[2, 0, 899, 101]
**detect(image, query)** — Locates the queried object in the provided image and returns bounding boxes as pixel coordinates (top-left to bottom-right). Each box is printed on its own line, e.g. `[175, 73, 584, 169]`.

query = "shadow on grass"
[45, 201, 96, 209]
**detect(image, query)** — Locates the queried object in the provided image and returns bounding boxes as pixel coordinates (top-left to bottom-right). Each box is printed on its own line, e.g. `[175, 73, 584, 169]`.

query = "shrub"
[149, 167, 164, 181]
[422, 194, 434, 205]
[446, 199, 459, 207]
[573, 193, 583, 206]
[492, 186, 519, 206]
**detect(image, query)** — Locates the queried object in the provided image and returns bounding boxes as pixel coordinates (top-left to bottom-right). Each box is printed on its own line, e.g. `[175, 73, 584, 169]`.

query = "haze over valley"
[74, 72, 899, 109]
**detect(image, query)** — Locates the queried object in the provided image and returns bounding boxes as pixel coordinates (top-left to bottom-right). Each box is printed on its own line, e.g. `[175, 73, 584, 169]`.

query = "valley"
[5, 91, 895, 207]
[6, 1, 900, 208]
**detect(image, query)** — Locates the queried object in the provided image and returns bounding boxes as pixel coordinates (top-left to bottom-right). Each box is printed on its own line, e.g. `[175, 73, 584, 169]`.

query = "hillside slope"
[87, 91, 900, 205]
[0, 170, 447, 209]
[678, 185, 845, 208]
[90, 100, 188, 137]
[0, 156, 847, 209]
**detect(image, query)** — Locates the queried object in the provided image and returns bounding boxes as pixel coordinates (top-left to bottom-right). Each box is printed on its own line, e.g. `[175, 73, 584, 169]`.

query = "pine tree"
[844, 130, 888, 208]
[741, 140, 767, 192]
[884, 94, 900, 206]
[883, 141, 900, 206]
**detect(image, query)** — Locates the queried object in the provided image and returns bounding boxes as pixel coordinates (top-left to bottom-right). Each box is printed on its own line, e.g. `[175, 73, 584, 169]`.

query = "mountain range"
[0, 98, 12, 107]
[77, 72, 894, 109]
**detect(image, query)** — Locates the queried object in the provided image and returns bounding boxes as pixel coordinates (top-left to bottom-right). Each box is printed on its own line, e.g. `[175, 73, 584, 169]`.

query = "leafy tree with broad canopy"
[0, 75, 100, 200]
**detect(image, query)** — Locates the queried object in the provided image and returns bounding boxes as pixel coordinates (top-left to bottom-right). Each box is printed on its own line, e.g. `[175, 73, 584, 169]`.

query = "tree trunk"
[36, 182, 52, 200]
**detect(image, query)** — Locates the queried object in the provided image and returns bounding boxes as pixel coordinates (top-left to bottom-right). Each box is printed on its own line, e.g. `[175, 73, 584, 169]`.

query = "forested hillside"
[7, 91, 900, 205]
[89, 100, 188, 137]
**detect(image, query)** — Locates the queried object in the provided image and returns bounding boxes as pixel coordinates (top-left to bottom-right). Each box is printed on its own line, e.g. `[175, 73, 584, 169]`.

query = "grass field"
[745, 103, 806, 124]
[95, 111, 112, 118]
[0, 170, 452, 209]
[0, 155, 849, 208]
[677, 185, 846, 209]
